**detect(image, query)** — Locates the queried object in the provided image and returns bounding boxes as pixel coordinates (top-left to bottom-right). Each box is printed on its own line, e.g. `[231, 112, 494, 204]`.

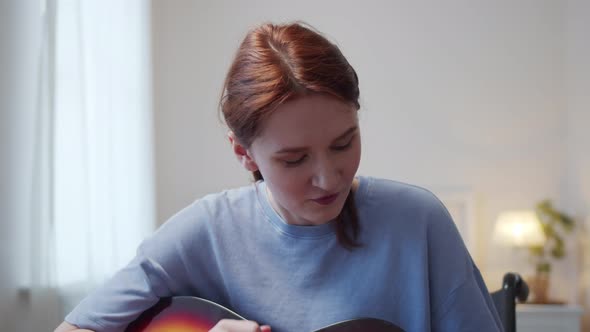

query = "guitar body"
[126, 296, 404, 332]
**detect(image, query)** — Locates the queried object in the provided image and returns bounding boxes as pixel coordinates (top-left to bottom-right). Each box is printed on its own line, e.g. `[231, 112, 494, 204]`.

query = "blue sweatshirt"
[65, 176, 503, 332]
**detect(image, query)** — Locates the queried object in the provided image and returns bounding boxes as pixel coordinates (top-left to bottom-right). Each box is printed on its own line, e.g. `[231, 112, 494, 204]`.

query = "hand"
[54, 321, 95, 332]
[209, 319, 271, 332]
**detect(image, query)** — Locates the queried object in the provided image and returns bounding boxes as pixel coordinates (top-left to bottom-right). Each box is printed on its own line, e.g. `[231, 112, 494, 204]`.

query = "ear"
[228, 131, 259, 172]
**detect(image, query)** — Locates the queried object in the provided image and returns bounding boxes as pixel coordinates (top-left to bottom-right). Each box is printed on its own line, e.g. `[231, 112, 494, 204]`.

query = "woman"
[56, 22, 502, 332]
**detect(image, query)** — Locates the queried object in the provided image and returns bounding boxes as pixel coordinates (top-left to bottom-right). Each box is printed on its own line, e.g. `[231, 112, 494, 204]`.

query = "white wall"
[564, 0, 590, 328]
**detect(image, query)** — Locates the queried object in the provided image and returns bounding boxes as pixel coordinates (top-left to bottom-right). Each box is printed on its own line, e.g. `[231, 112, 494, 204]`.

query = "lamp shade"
[492, 210, 546, 247]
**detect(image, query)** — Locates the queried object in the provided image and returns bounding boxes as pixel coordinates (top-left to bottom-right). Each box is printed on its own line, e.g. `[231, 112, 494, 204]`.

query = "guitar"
[125, 296, 404, 332]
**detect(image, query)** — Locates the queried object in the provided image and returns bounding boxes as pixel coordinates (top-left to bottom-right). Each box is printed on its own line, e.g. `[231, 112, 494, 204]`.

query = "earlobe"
[242, 154, 259, 172]
[228, 131, 259, 172]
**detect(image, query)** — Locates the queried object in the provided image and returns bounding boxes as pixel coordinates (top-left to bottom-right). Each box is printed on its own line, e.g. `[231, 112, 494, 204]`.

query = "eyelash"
[283, 138, 354, 167]
[284, 156, 307, 166]
[332, 139, 353, 151]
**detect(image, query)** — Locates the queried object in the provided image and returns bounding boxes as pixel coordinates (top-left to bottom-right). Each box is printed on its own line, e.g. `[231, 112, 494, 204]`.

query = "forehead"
[254, 94, 358, 148]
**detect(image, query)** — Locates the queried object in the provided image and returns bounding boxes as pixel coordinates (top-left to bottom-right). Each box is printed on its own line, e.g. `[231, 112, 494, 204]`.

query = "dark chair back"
[490, 273, 529, 332]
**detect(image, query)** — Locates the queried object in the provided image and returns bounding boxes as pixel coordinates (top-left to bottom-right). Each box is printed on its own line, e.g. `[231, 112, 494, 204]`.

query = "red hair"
[220, 22, 361, 249]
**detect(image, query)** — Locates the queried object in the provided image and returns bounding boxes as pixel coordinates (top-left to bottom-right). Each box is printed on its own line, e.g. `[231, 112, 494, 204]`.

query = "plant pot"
[528, 272, 550, 304]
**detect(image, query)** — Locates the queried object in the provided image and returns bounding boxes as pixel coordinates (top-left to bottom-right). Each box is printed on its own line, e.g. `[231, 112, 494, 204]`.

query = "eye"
[283, 155, 307, 166]
[332, 137, 354, 151]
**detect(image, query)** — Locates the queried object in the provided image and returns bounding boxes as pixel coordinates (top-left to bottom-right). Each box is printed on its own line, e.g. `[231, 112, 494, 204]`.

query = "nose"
[311, 155, 341, 191]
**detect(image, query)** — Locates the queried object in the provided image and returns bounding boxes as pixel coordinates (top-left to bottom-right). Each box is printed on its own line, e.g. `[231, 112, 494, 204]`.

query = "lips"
[312, 193, 339, 205]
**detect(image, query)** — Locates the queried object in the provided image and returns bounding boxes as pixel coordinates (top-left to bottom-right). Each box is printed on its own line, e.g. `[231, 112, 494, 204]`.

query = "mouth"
[312, 192, 339, 205]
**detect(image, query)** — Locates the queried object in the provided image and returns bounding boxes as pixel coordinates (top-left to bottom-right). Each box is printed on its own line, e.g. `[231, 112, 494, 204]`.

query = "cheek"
[342, 143, 362, 176]
[260, 163, 309, 200]
[276, 171, 309, 197]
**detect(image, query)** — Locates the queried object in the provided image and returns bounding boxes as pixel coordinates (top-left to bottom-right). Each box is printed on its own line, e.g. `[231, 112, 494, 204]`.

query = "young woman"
[55, 22, 502, 332]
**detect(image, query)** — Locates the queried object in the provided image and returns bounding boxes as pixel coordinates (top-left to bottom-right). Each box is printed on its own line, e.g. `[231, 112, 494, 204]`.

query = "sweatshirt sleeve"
[432, 265, 504, 332]
[425, 195, 504, 332]
[64, 201, 206, 332]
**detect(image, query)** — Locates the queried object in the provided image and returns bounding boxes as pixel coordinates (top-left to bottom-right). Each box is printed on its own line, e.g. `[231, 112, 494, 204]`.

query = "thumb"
[260, 325, 271, 332]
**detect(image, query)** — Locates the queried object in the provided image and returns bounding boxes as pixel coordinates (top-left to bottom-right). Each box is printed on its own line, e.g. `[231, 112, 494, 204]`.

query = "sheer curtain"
[32, 0, 155, 317]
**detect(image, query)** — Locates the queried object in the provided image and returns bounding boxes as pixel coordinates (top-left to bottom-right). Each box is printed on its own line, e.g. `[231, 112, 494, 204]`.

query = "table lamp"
[492, 210, 546, 247]
[493, 210, 550, 303]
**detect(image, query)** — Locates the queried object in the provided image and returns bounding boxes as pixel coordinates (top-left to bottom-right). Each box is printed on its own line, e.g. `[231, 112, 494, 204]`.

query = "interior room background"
[1, 0, 588, 331]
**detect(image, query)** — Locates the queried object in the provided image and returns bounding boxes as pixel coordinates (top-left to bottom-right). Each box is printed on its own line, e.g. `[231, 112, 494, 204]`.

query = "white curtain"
[32, 0, 155, 316]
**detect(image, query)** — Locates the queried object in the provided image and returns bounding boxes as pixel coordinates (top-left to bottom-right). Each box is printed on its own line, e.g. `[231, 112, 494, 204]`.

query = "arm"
[54, 321, 94, 332]
[426, 194, 503, 331]
[61, 200, 210, 330]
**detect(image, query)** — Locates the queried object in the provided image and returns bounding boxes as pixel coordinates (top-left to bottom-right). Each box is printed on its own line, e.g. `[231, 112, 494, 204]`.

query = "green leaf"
[543, 224, 555, 237]
[530, 199, 575, 264]
[551, 246, 565, 258]
[536, 262, 551, 273]
[529, 246, 544, 257]
[551, 235, 565, 258]
[560, 215, 575, 232]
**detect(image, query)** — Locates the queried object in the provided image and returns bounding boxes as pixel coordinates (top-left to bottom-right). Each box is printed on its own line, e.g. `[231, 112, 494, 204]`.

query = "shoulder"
[171, 183, 256, 220]
[357, 176, 460, 244]
[358, 176, 447, 217]
[143, 183, 258, 248]
[361, 177, 475, 291]
[193, 183, 258, 218]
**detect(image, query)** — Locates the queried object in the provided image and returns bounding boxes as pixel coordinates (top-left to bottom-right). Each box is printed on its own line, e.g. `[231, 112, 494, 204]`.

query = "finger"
[260, 325, 272, 332]
[211, 319, 261, 332]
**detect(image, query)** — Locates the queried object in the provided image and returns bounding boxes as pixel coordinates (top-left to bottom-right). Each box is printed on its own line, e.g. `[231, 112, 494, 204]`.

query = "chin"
[307, 203, 346, 224]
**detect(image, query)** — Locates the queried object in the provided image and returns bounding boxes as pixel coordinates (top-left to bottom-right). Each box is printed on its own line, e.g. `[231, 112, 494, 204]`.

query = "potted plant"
[527, 200, 575, 303]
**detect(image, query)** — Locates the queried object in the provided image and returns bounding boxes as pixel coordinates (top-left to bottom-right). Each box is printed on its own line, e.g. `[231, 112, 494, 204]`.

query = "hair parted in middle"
[219, 21, 361, 249]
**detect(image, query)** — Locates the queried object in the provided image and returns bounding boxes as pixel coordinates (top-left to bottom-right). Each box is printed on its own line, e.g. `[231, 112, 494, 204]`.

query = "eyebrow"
[274, 126, 358, 154]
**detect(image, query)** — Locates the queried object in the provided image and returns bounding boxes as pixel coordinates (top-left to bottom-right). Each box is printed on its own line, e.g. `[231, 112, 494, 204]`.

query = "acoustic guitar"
[125, 296, 404, 332]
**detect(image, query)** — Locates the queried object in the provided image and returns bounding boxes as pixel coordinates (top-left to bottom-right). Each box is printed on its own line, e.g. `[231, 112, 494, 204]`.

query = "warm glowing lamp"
[492, 210, 546, 247]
